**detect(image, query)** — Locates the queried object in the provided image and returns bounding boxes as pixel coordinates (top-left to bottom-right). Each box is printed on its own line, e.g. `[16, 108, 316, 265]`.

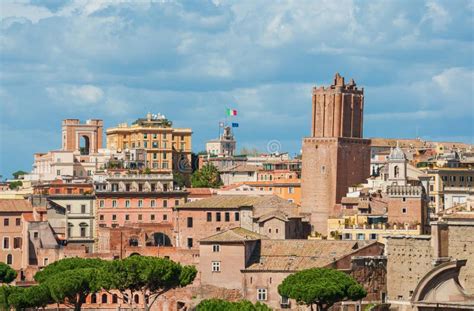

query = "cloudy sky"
[0, 0, 473, 178]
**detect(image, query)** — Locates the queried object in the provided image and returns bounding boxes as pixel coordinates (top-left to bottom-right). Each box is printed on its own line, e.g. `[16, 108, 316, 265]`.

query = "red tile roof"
[0, 199, 33, 213]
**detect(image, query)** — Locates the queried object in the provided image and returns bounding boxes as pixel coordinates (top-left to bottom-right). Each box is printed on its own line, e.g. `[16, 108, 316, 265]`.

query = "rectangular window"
[235, 212, 240, 221]
[213, 244, 220, 252]
[257, 288, 267, 301]
[356, 233, 365, 240]
[4, 218, 9, 226]
[56, 170, 61, 176]
[187, 217, 193, 228]
[99, 215, 104, 221]
[207, 212, 212, 222]
[152, 141, 158, 148]
[153, 133, 157, 139]
[81, 205, 86, 214]
[125, 200, 130, 208]
[143, 133, 148, 139]
[402, 208, 407, 214]
[3, 237, 10, 249]
[80, 227, 86, 237]
[138, 200, 143, 207]
[112, 200, 117, 208]
[15, 218, 21, 226]
[153, 153, 157, 159]
[288, 187, 294, 194]
[175, 199, 180, 206]
[187, 238, 193, 248]
[370, 233, 377, 240]
[225, 212, 230, 222]
[212, 261, 221, 272]
[13, 237, 21, 249]
[151, 214, 155, 221]
[125, 215, 130, 221]
[150, 200, 156, 207]
[138, 214, 142, 221]
[216, 212, 221, 222]
[144, 141, 148, 148]
[112, 214, 117, 221]
[163, 214, 168, 221]
[99, 200, 104, 208]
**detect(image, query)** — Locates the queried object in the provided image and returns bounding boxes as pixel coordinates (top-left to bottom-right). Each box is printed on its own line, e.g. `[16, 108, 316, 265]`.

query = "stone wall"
[386, 236, 433, 302]
[447, 225, 474, 293]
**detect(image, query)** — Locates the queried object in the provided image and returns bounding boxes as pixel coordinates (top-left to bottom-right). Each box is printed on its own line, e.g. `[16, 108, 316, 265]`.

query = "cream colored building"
[421, 167, 474, 213]
[106, 113, 192, 174]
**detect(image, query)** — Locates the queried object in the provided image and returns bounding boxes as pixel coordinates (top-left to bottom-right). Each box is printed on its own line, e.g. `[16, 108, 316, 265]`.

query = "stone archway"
[146, 232, 172, 247]
[80, 135, 91, 155]
[411, 260, 474, 310]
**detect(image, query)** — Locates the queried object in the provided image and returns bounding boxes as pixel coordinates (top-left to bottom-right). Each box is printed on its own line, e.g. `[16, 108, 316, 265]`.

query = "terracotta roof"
[245, 240, 364, 271]
[221, 164, 261, 173]
[22, 213, 35, 222]
[442, 212, 474, 220]
[188, 188, 214, 195]
[178, 194, 297, 210]
[341, 197, 359, 204]
[200, 227, 268, 243]
[0, 199, 33, 213]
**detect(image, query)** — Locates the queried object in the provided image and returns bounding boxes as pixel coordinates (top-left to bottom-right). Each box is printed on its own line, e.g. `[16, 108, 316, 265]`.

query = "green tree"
[7, 284, 52, 310]
[0, 285, 21, 310]
[8, 181, 23, 190]
[45, 268, 101, 311]
[173, 171, 187, 188]
[34, 257, 106, 311]
[278, 268, 367, 311]
[11, 170, 28, 179]
[0, 262, 17, 284]
[191, 164, 222, 188]
[196, 299, 272, 311]
[102, 256, 197, 311]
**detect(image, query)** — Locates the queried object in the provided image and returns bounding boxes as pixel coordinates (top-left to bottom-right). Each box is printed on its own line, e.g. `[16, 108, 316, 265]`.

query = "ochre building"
[106, 113, 192, 174]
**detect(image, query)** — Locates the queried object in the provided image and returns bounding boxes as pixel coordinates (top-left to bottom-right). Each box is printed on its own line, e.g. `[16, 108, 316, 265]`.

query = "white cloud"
[46, 84, 104, 105]
[70, 85, 104, 103]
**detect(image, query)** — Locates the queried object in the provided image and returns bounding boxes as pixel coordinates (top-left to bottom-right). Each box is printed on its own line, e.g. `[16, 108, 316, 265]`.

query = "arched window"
[6, 254, 13, 265]
[101, 293, 108, 304]
[134, 294, 139, 304]
[394, 165, 399, 178]
[129, 237, 139, 247]
[91, 293, 97, 304]
[112, 294, 118, 304]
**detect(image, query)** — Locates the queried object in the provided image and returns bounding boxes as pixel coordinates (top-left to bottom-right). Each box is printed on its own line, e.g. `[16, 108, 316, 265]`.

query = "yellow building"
[420, 167, 474, 213]
[106, 113, 192, 174]
[325, 216, 422, 244]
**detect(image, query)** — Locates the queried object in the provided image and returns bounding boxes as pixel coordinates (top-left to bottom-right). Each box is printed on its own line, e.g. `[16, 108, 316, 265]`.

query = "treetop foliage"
[278, 268, 366, 311]
[196, 299, 272, 311]
[0, 263, 17, 284]
[0, 256, 197, 311]
[191, 164, 222, 188]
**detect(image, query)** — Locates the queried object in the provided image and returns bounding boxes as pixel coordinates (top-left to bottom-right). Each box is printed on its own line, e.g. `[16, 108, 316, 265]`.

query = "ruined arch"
[146, 232, 172, 247]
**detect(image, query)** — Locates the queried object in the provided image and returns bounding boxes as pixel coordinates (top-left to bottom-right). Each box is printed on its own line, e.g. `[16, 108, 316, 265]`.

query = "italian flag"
[226, 108, 237, 116]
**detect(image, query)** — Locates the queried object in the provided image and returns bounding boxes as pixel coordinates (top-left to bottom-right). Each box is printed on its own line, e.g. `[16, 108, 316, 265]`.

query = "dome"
[389, 142, 406, 160]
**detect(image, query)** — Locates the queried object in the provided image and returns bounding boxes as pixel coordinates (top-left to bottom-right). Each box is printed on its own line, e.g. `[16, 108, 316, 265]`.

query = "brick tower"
[301, 73, 371, 235]
[61, 119, 103, 155]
